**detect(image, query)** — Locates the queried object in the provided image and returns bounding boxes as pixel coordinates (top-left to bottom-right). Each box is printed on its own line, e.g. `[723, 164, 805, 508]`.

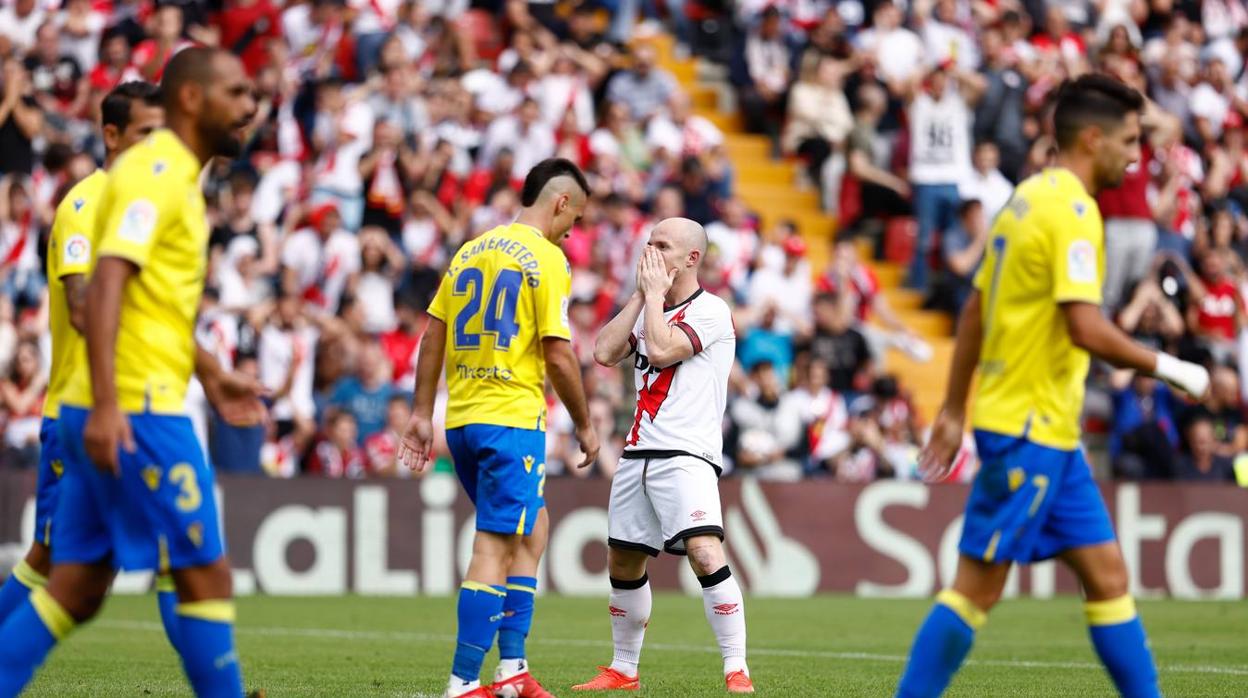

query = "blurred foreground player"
[0, 48, 261, 697]
[0, 82, 162, 624]
[574, 218, 752, 694]
[399, 158, 600, 698]
[895, 75, 1209, 698]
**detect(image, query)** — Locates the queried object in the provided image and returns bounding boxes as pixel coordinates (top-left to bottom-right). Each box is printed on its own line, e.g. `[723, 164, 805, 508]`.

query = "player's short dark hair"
[1052, 73, 1144, 149]
[158, 46, 225, 111]
[520, 158, 590, 207]
[101, 81, 160, 132]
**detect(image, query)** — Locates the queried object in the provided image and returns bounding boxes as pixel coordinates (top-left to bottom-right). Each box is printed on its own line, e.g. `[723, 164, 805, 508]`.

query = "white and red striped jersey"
[625, 288, 735, 472]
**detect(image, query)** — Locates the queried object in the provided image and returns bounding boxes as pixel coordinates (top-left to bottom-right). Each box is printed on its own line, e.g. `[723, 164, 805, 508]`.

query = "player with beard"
[0, 47, 260, 697]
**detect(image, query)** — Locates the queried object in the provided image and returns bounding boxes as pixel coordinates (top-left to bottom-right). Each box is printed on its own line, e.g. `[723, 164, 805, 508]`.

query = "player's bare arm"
[82, 256, 137, 474]
[919, 290, 982, 480]
[63, 274, 88, 334]
[638, 247, 695, 368]
[1061, 301, 1209, 399]
[593, 291, 645, 367]
[399, 316, 447, 474]
[544, 337, 599, 468]
[193, 346, 268, 427]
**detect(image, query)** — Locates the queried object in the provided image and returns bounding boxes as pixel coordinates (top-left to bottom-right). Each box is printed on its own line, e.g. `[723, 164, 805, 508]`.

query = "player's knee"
[685, 537, 725, 577]
[1083, 565, 1130, 602]
[24, 542, 52, 578]
[47, 569, 110, 622]
[607, 547, 649, 580]
[172, 557, 234, 602]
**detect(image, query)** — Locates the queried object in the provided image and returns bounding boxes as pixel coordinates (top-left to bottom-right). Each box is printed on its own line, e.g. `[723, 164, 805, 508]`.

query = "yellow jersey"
[971, 168, 1104, 450]
[429, 222, 572, 431]
[61, 129, 209, 414]
[43, 170, 104, 419]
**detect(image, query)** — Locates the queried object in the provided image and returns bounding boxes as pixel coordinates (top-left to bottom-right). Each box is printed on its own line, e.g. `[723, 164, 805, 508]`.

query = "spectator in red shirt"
[305, 409, 368, 477]
[87, 30, 134, 98]
[364, 394, 412, 477]
[1188, 249, 1246, 361]
[214, 0, 282, 76]
[131, 2, 195, 82]
[380, 301, 423, 386]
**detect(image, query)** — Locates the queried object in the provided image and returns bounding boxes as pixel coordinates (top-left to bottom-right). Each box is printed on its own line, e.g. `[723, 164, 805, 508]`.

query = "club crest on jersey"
[143, 465, 162, 491]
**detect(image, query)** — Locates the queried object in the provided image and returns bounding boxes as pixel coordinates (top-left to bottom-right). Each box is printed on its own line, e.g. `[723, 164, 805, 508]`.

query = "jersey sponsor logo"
[455, 364, 514, 381]
[608, 605, 627, 617]
[63, 234, 90, 266]
[1066, 239, 1096, 284]
[712, 603, 739, 615]
[118, 199, 158, 245]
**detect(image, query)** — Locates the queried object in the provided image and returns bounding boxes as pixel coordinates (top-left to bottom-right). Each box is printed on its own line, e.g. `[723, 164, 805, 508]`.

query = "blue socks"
[1086, 596, 1160, 698]
[498, 576, 537, 661]
[155, 575, 181, 654]
[895, 589, 985, 698]
[175, 600, 243, 698]
[451, 582, 507, 687]
[0, 587, 75, 697]
[0, 561, 46, 625]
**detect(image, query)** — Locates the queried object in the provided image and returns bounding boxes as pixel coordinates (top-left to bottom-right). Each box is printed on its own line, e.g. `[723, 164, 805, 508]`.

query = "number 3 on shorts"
[169, 463, 202, 513]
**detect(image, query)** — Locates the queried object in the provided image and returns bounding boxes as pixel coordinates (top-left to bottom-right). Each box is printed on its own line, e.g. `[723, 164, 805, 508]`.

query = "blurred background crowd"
[0, 0, 1244, 485]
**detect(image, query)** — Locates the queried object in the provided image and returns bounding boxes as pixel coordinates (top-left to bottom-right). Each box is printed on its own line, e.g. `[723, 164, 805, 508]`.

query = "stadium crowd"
[0, 0, 1244, 485]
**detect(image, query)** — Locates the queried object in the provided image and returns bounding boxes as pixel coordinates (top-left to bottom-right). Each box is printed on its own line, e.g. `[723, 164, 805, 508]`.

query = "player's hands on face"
[397, 412, 435, 474]
[574, 423, 600, 469]
[638, 246, 676, 300]
[918, 406, 965, 482]
[84, 402, 135, 476]
[206, 370, 270, 427]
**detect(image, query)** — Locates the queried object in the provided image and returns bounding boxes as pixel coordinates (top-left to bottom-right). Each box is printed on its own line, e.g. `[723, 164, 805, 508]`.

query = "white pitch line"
[97, 620, 1248, 677]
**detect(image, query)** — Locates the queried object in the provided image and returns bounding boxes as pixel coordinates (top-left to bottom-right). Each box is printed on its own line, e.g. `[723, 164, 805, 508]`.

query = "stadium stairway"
[634, 32, 954, 420]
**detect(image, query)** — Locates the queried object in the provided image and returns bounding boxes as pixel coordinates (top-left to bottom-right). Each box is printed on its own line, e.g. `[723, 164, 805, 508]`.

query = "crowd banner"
[0, 472, 1242, 599]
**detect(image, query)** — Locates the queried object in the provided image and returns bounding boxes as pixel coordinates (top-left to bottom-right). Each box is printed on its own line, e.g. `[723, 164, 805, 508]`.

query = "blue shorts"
[447, 425, 546, 536]
[52, 406, 224, 571]
[959, 430, 1116, 564]
[34, 417, 65, 548]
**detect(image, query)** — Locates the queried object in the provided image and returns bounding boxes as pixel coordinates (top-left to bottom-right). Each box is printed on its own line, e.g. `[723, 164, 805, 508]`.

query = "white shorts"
[607, 453, 724, 556]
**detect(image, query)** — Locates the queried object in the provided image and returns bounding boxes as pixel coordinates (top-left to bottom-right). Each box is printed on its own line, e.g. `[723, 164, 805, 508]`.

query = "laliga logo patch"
[118, 199, 158, 244]
[63, 234, 90, 266]
[1066, 239, 1096, 284]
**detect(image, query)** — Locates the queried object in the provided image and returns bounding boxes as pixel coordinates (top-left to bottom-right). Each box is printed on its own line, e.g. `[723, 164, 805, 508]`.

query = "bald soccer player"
[574, 218, 754, 694]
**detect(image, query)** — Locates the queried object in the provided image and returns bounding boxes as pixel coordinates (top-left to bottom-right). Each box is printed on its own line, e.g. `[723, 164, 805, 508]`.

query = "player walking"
[895, 75, 1209, 698]
[0, 48, 260, 698]
[399, 158, 600, 698]
[573, 218, 753, 694]
[0, 82, 163, 625]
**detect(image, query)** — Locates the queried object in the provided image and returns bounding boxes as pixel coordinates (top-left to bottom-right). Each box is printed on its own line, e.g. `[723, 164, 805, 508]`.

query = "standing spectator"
[0, 177, 44, 308]
[0, 339, 44, 468]
[311, 78, 375, 231]
[259, 293, 320, 461]
[854, 3, 925, 91]
[783, 53, 853, 197]
[0, 59, 42, 177]
[916, 0, 979, 71]
[959, 141, 1014, 221]
[1116, 275, 1187, 351]
[282, 202, 362, 315]
[380, 300, 424, 386]
[932, 198, 988, 315]
[0, 0, 46, 54]
[904, 61, 986, 292]
[739, 6, 792, 150]
[351, 228, 405, 333]
[328, 340, 398, 445]
[802, 291, 873, 395]
[1189, 56, 1243, 147]
[214, 0, 283, 76]
[359, 119, 417, 237]
[1174, 416, 1237, 481]
[973, 26, 1029, 181]
[1188, 249, 1245, 362]
[605, 43, 677, 122]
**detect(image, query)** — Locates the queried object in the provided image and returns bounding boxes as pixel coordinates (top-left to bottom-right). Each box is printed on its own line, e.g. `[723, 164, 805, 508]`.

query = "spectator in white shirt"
[479, 97, 555, 180]
[739, 5, 792, 149]
[958, 141, 1014, 221]
[644, 90, 724, 158]
[258, 293, 319, 460]
[310, 78, 375, 231]
[916, 0, 979, 71]
[1190, 56, 1240, 146]
[747, 235, 814, 336]
[281, 202, 362, 315]
[854, 3, 925, 91]
[0, 0, 46, 54]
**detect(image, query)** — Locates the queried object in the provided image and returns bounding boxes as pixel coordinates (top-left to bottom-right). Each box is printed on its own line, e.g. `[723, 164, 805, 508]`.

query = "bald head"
[656, 217, 707, 256]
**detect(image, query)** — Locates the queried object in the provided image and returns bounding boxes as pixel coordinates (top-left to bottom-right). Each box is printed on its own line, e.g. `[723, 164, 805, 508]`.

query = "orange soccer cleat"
[491, 671, 555, 698]
[725, 670, 755, 693]
[571, 666, 641, 691]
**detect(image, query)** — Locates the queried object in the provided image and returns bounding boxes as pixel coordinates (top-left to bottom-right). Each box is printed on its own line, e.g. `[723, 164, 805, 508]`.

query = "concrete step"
[690, 84, 719, 110]
[701, 110, 743, 133]
[882, 286, 925, 312]
[724, 134, 774, 162]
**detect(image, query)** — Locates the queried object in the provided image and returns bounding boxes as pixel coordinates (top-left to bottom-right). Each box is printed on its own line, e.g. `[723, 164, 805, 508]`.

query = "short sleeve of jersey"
[533, 245, 572, 340]
[676, 296, 734, 354]
[95, 159, 171, 269]
[428, 268, 452, 322]
[49, 189, 94, 280]
[1050, 196, 1103, 305]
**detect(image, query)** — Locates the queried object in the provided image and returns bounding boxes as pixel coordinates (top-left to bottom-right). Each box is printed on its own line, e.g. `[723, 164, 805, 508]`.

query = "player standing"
[574, 218, 753, 694]
[398, 158, 600, 698]
[0, 48, 258, 697]
[894, 75, 1209, 698]
[0, 82, 163, 625]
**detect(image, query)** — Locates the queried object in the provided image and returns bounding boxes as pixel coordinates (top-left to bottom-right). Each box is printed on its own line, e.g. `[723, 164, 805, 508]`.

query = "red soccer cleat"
[571, 666, 641, 691]
[491, 671, 554, 698]
[725, 670, 754, 693]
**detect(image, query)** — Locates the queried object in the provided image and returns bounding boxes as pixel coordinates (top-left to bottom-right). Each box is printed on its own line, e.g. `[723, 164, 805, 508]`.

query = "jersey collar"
[664, 287, 703, 312]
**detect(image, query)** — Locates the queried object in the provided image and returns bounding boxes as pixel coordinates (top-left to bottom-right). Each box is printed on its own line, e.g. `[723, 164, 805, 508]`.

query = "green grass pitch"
[23, 594, 1247, 697]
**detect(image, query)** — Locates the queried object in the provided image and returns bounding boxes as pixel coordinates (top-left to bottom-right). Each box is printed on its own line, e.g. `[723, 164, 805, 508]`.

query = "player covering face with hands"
[895, 74, 1208, 698]
[398, 158, 599, 698]
[575, 218, 753, 694]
